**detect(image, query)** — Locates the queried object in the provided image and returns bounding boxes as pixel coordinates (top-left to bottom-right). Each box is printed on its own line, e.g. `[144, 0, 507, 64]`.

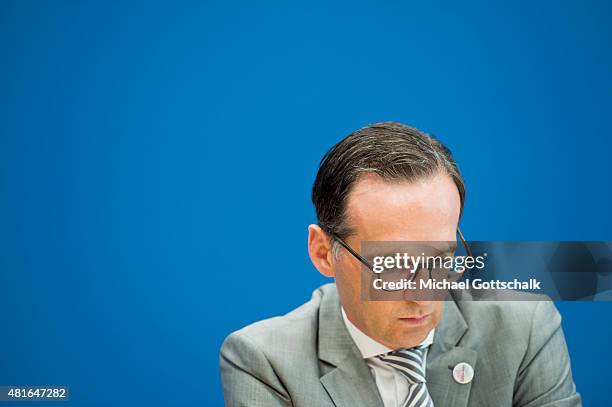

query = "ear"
[308, 224, 335, 277]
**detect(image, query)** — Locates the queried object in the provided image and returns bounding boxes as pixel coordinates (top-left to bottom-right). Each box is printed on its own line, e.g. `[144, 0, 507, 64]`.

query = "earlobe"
[307, 224, 335, 278]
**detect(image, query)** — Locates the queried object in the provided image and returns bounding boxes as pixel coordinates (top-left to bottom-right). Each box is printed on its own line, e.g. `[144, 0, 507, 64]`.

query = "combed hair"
[312, 121, 465, 241]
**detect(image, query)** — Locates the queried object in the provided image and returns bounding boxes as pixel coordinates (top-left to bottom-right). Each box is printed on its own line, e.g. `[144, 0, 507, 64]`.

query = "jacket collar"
[317, 285, 470, 363]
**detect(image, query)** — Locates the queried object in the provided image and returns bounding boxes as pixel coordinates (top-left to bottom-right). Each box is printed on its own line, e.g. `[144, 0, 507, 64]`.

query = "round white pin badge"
[452, 362, 474, 384]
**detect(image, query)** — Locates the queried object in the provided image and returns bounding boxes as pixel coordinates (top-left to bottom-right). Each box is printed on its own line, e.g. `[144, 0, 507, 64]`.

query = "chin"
[392, 324, 433, 346]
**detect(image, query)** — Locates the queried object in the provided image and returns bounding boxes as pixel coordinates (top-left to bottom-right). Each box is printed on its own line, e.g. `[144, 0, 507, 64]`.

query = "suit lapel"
[317, 285, 384, 407]
[320, 356, 385, 407]
[426, 296, 478, 407]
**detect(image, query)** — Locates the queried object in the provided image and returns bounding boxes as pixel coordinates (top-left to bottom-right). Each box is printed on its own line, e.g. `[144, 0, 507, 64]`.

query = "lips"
[398, 313, 431, 326]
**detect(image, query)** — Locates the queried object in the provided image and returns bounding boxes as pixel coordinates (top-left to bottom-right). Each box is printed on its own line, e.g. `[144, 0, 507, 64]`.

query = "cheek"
[362, 302, 396, 330]
[430, 302, 444, 326]
[335, 258, 362, 299]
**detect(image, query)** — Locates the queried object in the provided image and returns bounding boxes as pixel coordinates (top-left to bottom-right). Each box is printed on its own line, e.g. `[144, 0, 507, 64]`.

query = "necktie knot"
[378, 345, 427, 384]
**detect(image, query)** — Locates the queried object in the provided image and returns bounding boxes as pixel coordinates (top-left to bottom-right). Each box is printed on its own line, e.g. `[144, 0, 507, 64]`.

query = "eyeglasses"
[330, 228, 473, 292]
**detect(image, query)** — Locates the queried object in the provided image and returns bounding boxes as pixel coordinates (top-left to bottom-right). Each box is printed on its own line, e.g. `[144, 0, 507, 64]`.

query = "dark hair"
[312, 121, 465, 239]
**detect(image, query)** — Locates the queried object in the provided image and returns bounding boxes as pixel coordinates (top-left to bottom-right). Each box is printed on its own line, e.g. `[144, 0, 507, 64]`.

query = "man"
[220, 122, 581, 406]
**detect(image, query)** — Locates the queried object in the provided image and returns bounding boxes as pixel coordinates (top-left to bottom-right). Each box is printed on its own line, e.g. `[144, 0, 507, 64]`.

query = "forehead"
[345, 173, 461, 242]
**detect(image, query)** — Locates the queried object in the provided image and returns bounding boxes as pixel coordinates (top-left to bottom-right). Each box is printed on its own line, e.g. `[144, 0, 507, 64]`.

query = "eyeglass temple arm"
[457, 227, 473, 258]
[330, 233, 375, 270]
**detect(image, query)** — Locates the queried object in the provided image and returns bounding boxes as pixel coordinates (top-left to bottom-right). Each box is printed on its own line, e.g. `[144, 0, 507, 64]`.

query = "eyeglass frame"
[328, 227, 473, 284]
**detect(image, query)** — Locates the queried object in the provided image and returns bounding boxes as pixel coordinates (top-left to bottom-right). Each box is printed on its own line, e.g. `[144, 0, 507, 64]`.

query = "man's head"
[308, 121, 465, 349]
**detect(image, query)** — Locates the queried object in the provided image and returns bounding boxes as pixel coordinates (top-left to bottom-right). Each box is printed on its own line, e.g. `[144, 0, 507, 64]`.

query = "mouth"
[397, 313, 431, 327]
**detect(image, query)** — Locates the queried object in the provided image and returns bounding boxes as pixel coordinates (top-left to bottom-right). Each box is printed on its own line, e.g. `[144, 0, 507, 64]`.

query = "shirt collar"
[341, 307, 435, 359]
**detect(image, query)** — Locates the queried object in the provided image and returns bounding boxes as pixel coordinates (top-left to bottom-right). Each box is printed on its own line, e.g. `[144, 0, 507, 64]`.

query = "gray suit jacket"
[220, 284, 581, 406]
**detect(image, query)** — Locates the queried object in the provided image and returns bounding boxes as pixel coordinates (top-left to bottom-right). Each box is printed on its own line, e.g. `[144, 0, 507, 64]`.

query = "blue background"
[1, 0, 611, 405]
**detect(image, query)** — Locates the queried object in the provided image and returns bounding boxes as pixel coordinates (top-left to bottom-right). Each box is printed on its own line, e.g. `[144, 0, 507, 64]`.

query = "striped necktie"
[378, 345, 434, 407]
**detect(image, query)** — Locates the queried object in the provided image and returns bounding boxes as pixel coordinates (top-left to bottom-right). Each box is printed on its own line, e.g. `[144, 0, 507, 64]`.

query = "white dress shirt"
[341, 308, 435, 407]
